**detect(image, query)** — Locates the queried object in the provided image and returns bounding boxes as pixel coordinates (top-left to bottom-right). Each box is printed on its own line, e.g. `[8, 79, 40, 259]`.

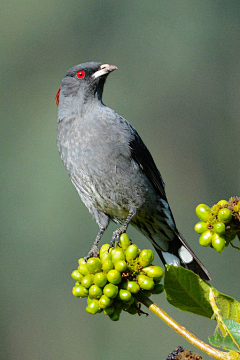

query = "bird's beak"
[92, 64, 118, 79]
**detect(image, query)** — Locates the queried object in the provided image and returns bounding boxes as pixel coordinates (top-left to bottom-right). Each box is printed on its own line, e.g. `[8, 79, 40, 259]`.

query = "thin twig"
[134, 291, 236, 360]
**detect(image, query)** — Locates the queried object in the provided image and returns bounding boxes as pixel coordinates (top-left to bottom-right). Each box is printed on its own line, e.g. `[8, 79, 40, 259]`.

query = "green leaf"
[164, 265, 213, 318]
[209, 319, 240, 352]
[213, 290, 240, 323]
[164, 265, 240, 322]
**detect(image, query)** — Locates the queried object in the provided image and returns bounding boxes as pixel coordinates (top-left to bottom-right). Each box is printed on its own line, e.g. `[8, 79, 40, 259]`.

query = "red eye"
[76, 70, 85, 79]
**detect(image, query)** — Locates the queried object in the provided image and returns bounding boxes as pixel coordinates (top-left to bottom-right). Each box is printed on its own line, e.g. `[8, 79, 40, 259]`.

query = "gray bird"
[56, 62, 211, 281]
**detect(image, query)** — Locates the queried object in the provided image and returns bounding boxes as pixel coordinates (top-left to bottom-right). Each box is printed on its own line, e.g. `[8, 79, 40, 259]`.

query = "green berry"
[214, 222, 226, 235]
[103, 305, 115, 315]
[121, 302, 132, 311]
[217, 200, 229, 206]
[114, 260, 128, 272]
[86, 299, 100, 314]
[142, 265, 164, 280]
[94, 272, 108, 288]
[112, 297, 123, 309]
[138, 249, 154, 267]
[122, 295, 135, 306]
[109, 308, 122, 321]
[125, 244, 138, 260]
[78, 258, 86, 265]
[119, 289, 132, 302]
[81, 274, 94, 288]
[78, 264, 89, 276]
[107, 269, 122, 284]
[72, 285, 88, 298]
[86, 258, 102, 274]
[152, 284, 165, 294]
[199, 230, 213, 247]
[218, 208, 232, 223]
[99, 295, 113, 309]
[103, 283, 118, 298]
[194, 221, 208, 234]
[137, 275, 155, 290]
[196, 204, 211, 221]
[127, 303, 138, 315]
[119, 233, 131, 250]
[212, 234, 226, 253]
[89, 284, 103, 299]
[100, 244, 110, 257]
[100, 252, 112, 262]
[111, 248, 125, 263]
[126, 281, 140, 294]
[71, 270, 83, 282]
[225, 232, 237, 242]
[101, 259, 114, 272]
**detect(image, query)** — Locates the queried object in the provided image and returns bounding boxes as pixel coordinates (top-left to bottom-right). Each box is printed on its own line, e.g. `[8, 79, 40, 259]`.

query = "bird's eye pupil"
[77, 70, 85, 79]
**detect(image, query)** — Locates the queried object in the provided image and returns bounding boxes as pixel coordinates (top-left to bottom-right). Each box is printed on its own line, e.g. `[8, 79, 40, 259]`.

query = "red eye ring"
[77, 70, 85, 79]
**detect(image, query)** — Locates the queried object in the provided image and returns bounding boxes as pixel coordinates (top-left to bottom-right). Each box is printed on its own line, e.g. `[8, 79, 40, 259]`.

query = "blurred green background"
[1, 1, 240, 359]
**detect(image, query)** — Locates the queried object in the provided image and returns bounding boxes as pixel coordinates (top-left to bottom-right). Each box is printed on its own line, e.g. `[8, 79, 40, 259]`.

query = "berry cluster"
[194, 199, 240, 252]
[71, 234, 164, 321]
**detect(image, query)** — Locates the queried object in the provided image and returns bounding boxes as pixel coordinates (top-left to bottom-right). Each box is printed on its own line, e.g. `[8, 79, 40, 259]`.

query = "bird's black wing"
[128, 123, 167, 200]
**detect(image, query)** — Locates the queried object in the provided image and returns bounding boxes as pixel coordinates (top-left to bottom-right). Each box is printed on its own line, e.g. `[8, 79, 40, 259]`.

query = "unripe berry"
[86, 258, 102, 273]
[99, 295, 113, 309]
[119, 233, 131, 250]
[137, 275, 154, 290]
[142, 265, 164, 280]
[152, 284, 165, 294]
[138, 249, 154, 267]
[196, 204, 211, 221]
[199, 230, 212, 247]
[103, 305, 115, 315]
[213, 222, 226, 235]
[218, 208, 232, 223]
[127, 303, 138, 315]
[126, 281, 140, 294]
[78, 258, 86, 265]
[109, 308, 122, 321]
[100, 244, 110, 257]
[72, 285, 88, 298]
[212, 234, 226, 253]
[111, 248, 125, 263]
[194, 221, 208, 234]
[101, 259, 114, 272]
[94, 272, 108, 288]
[107, 269, 122, 284]
[119, 289, 132, 302]
[114, 260, 128, 272]
[81, 274, 94, 288]
[125, 244, 138, 260]
[78, 264, 89, 276]
[103, 283, 118, 298]
[217, 200, 229, 206]
[100, 252, 112, 262]
[71, 270, 83, 282]
[89, 284, 103, 299]
[86, 299, 100, 314]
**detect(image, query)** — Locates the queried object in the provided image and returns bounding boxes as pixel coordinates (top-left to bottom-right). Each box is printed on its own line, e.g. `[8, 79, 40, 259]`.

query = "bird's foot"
[109, 226, 127, 250]
[84, 245, 100, 262]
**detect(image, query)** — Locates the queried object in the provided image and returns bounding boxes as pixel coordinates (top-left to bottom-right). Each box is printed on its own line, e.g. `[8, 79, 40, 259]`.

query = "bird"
[56, 62, 211, 281]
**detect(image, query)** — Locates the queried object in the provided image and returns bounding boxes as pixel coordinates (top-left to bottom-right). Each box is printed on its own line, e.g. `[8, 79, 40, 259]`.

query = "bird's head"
[55, 62, 118, 117]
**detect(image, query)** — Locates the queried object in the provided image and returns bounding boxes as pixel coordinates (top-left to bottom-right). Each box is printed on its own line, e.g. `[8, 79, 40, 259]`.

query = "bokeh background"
[1, 1, 240, 360]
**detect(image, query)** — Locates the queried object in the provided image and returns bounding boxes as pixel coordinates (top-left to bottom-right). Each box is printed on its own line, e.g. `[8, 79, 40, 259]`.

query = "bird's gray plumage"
[56, 62, 211, 281]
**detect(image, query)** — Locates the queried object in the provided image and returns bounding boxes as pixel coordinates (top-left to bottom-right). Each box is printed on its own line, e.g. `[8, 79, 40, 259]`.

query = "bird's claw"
[84, 245, 100, 262]
[109, 228, 126, 250]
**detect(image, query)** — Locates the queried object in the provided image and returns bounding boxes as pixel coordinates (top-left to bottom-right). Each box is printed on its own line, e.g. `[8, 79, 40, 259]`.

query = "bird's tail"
[154, 231, 211, 281]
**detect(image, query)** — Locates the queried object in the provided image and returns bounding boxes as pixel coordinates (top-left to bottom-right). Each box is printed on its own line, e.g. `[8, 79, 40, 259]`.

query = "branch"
[135, 291, 237, 360]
